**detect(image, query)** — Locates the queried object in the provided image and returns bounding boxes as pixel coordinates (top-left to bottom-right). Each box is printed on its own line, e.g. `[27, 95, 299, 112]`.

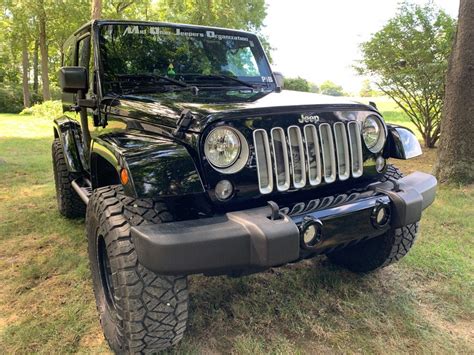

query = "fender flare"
[53, 116, 85, 172]
[90, 133, 205, 198]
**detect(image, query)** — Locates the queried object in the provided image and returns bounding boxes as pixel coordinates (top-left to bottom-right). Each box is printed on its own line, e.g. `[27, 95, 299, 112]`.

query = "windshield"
[98, 23, 275, 95]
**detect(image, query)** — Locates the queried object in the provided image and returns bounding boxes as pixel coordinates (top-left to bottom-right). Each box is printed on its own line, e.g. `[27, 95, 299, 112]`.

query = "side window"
[77, 36, 94, 92]
[77, 36, 91, 70]
[63, 41, 74, 66]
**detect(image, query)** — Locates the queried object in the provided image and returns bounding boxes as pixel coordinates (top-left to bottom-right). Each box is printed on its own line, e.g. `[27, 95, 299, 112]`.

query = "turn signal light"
[120, 168, 129, 185]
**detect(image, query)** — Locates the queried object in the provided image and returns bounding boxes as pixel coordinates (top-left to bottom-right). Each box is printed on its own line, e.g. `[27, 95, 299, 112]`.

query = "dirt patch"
[396, 147, 437, 175]
[419, 305, 474, 345]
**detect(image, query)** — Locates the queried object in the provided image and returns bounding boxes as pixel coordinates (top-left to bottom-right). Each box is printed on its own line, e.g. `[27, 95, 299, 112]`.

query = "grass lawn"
[0, 107, 473, 353]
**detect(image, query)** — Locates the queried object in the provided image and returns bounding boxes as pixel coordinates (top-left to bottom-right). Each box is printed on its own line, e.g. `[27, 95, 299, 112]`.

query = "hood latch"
[173, 109, 194, 138]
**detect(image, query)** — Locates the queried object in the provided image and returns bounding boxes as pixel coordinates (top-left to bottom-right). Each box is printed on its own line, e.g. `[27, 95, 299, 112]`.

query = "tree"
[156, 0, 271, 58]
[310, 83, 320, 94]
[102, 0, 153, 19]
[284, 77, 311, 92]
[320, 80, 344, 96]
[37, 0, 51, 101]
[356, 2, 456, 148]
[21, 38, 31, 108]
[157, 0, 267, 32]
[33, 40, 39, 94]
[360, 79, 374, 97]
[2, 0, 35, 108]
[91, 0, 101, 19]
[435, 0, 474, 184]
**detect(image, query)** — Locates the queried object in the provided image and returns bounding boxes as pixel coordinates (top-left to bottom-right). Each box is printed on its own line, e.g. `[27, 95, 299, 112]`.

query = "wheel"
[52, 139, 86, 218]
[86, 185, 188, 354]
[327, 165, 419, 272]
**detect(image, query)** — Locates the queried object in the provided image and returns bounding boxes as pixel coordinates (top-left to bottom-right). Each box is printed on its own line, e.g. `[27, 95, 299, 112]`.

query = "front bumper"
[131, 172, 437, 275]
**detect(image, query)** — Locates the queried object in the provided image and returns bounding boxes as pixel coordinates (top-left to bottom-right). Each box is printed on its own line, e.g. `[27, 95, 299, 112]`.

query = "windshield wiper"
[116, 73, 189, 87]
[191, 74, 256, 89]
[112, 74, 199, 95]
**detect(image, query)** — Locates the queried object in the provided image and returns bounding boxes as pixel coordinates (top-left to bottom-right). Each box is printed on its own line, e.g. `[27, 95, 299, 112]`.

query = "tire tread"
[52, 139, 86, 218]
[87, 185, 188, 354]
[327, 165, 419, 272]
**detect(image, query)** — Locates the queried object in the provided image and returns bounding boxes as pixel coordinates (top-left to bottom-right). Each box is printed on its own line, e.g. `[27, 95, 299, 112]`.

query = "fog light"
[215, 180, 233, 200]
[376, 208, 386, 224]
[303, 225, 317, 244]
[375, 156, 386, 172]
[299, 217, 323, 249]
[371, 202, 390, 228]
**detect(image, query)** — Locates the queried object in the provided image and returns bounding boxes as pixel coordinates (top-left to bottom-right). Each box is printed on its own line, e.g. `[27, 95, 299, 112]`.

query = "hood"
[107, 90, 375, 133]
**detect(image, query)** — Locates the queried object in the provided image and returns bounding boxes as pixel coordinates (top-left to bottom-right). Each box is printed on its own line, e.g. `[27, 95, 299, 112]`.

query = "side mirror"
[273, 71, 285, 90]
[59, 66, 88, 93]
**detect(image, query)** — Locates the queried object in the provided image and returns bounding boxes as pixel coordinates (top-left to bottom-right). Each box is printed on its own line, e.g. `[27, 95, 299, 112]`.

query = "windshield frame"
[94, 20, 276, 98]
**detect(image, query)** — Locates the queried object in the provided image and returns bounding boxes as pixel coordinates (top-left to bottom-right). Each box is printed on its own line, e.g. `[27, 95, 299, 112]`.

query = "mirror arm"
[77, 98, 98, 109]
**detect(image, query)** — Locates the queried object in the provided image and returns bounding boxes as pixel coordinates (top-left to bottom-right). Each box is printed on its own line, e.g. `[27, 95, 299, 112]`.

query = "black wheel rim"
[98, 236, 116, 309]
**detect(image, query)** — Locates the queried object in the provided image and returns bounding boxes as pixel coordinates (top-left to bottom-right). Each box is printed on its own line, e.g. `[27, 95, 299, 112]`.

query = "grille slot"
[333, 122, 350, 181]
[347, 121, 363, 177]
[287, 126, 306, 188]
[253, 121, 363, 194]
[253, 129, 273, 194]
[319, 123, 337, 183]
[271, 127, 290, 191]
[304, 124, 322, 186]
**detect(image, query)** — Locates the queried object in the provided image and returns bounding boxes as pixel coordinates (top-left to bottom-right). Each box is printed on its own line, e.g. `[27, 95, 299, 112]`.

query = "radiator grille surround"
[253, 121, 364, 194]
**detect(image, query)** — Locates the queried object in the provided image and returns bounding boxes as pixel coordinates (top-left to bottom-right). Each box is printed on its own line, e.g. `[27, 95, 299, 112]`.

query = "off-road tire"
[52, 139, 86, 218]
[327, 165, 419, 272]
[86, 185, 188, 354]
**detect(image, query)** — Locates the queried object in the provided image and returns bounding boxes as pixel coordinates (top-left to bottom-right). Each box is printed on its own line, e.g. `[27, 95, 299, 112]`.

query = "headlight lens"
[362, 115, 386, 152]
[204, 127, 241, 168]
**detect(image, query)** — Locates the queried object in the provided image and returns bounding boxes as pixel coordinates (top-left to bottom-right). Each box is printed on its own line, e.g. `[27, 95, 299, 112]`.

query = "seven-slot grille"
[253, 121, 363, 194]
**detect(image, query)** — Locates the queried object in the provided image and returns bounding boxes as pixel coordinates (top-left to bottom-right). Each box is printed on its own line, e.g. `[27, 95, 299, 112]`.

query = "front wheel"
[327, 165, 419, 272]
[86, 186, 188, 353]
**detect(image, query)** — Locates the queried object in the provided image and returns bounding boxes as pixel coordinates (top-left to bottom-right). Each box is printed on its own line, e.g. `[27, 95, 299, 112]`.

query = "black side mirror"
[59, 66, 88, 93]
[273, 71, 285, 90]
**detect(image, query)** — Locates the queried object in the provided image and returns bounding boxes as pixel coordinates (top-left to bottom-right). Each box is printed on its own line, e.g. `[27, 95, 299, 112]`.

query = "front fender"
[53, 116, 85, 172]
[91, 132, 205, 198]
[386, 124, 422, 160]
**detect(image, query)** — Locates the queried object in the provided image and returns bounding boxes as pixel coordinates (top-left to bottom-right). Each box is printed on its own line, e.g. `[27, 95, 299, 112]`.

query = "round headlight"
[204, 127, 241, 168]
[362, 115, 386, 152]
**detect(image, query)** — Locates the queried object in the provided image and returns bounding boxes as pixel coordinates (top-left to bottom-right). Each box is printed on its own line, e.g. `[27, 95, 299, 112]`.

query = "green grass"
[0, 110, 473, 353]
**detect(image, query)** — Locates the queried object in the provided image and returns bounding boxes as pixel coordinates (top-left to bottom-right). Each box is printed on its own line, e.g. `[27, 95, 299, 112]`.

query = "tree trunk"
[21, 39, 31, 108]
[38, 0, 51, 101]
[91, 0, 102, 20]
[33, 39, 39, 95]
[435, 0, 474, 184]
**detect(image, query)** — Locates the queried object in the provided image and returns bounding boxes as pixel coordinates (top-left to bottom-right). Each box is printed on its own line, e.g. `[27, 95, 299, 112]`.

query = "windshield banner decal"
[123, 26, 250, 42]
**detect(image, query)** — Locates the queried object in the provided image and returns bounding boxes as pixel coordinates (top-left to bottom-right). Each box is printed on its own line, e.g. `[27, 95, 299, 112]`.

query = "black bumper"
[131, 172, 437, 275]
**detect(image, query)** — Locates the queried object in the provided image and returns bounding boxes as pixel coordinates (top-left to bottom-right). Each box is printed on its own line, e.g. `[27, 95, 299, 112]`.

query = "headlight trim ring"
[204, 126, 249, 174]
[361, 115, 387, 153]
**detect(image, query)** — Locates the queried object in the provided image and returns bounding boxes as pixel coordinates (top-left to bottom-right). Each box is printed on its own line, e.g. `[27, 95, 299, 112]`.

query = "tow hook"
[267, 201, 282, 220]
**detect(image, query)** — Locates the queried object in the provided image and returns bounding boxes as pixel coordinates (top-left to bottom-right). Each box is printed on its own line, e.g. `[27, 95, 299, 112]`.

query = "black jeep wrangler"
[53, 20, 437, 353]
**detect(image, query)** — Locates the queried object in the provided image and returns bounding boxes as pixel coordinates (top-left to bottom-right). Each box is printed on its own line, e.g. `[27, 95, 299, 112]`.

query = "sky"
[262, 0, 459, 94]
